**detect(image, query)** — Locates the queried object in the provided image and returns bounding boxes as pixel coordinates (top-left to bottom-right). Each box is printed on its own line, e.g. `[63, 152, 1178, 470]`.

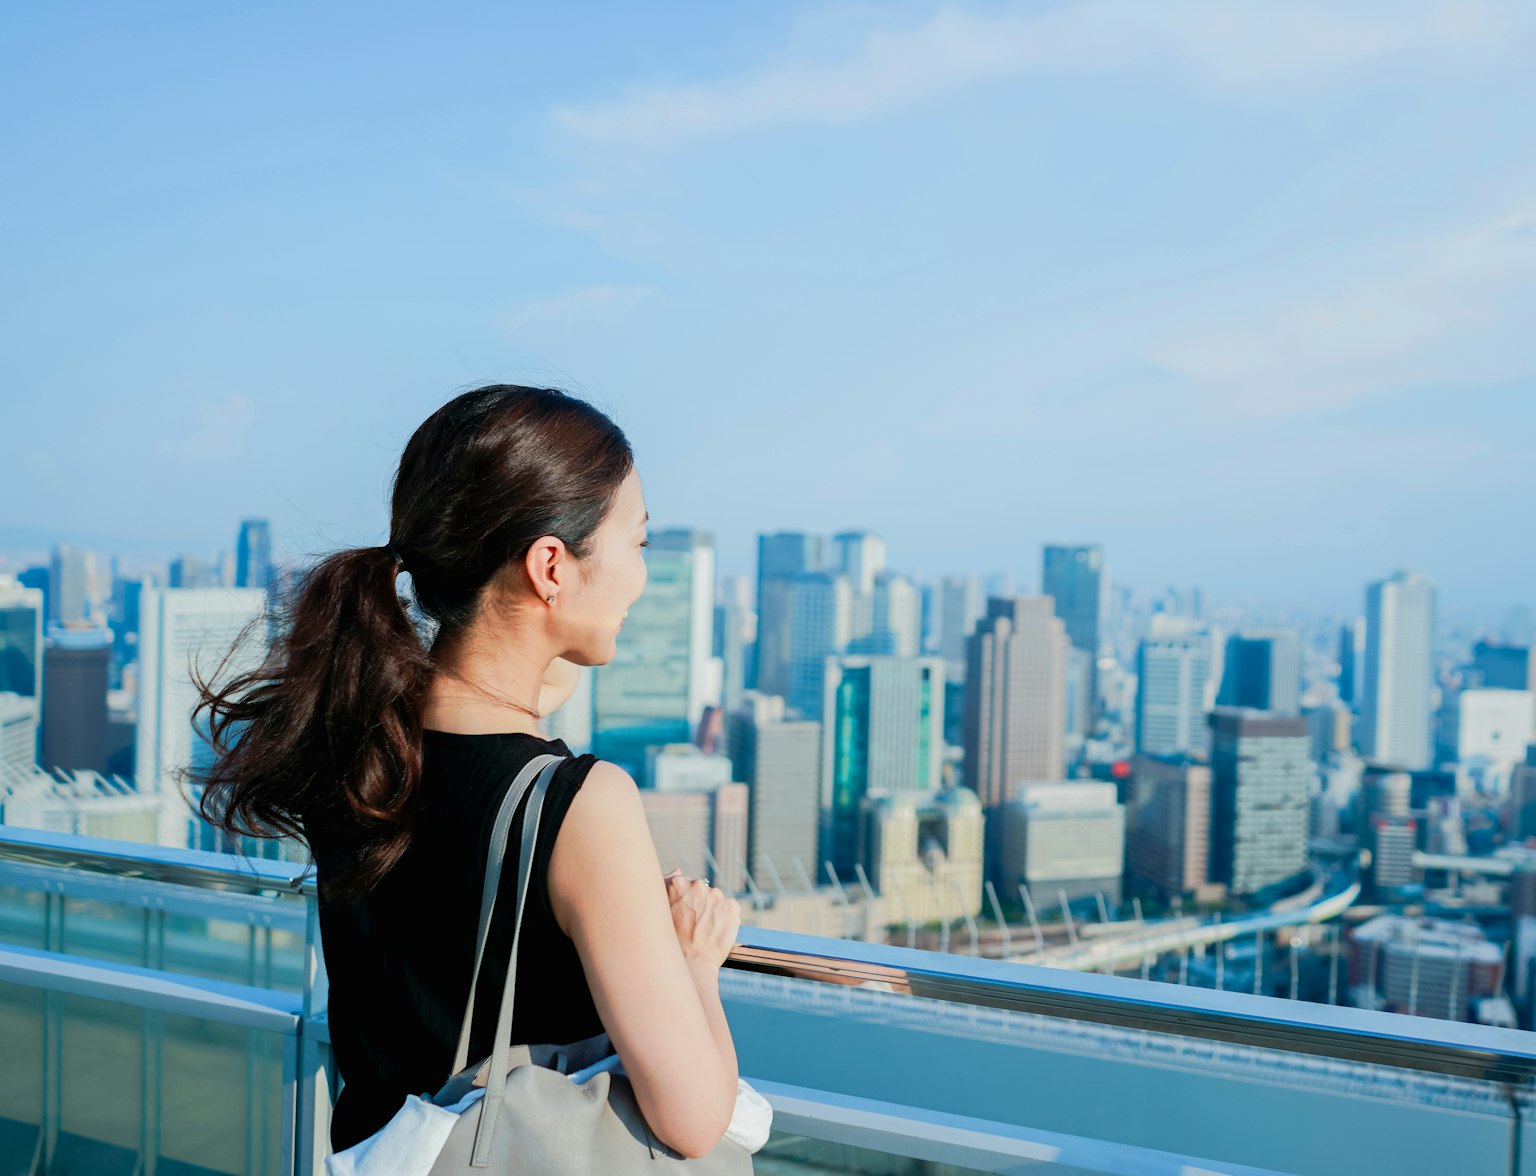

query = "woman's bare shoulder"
[547, 758, 651, 936]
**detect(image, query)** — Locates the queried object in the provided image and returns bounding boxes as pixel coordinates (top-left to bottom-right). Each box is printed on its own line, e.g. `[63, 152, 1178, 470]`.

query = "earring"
[547, 594, 556, 605]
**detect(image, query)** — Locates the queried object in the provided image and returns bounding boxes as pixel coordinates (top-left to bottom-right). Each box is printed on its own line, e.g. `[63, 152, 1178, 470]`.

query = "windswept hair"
[190, 385, 633, 904]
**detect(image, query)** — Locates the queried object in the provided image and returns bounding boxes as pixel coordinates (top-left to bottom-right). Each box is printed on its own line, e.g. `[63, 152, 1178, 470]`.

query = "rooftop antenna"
[948, 877, 979, 956]
[1215, 910, 1225, 991]
[824, 862, 853, 939]
[1057, 889, 1079, 949]
[737, 861, 768, 912]
[763, 858, 794, 933]
[927, 872, 949, 954]
[1408, 925, 1422, 1016]
[790, 858, 826, 937]
[1132, 896, 1150, 981]
[1327, 923, 1340, 1005]
[983, 880, 1012, 959]
[1018, 884, 1045, 954]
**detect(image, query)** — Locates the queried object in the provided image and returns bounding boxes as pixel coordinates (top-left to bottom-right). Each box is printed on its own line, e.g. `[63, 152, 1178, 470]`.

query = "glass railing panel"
[721, 966, 1532, 1176]
[0, 981, 43, 1172]
[0, 886, 46, 952]
[0, 978, 292, 1176]
[0, 874, 307, 996]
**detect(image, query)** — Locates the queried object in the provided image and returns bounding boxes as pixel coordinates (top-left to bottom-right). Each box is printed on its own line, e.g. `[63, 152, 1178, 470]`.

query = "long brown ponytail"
[190, 385, 633, 903]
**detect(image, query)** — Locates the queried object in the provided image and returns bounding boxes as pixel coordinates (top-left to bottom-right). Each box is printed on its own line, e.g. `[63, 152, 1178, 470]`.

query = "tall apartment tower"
[1209, 708, 1313, 896]
[1338, 618, 1365, 707]
[787, 571, 855, 720]
[236, 518, 273, 591]
[41, 624, 112, 774]
[713, 573, 754, 717]
[0, 576, 46, 701]
[137, 587, 268, 847]
[725, 692, 821, 887]
[936, 575, 985, 681]
[831, 531, 885, 595]
[592, 528, 715, 782]
[1127, 756, 1213, 900]
[1361, 571, 1437, 770]
[819, 655, 946, 878]
[49, 544, 97, 626]
[1042, 544, 1106, 714]
[753, 532, 825, 700]
[1136, 635, 1212, 757]
[1219, 629, 1302, 715]
[963, 596, 1068, 828]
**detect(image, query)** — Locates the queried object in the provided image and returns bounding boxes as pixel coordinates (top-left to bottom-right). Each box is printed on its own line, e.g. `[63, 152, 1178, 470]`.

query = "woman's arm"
[547, 762, 739, 1158]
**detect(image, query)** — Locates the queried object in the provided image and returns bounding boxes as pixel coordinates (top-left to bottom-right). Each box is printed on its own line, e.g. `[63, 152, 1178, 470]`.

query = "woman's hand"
[662, 868, 741, 971]
[536, 656, 582, 718]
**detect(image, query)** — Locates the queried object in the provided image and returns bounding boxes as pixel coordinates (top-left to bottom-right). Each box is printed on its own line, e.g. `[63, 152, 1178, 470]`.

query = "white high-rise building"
[936, 575, 985, 680]
[0, 692, 39, 791]
[49, 543, 100, 626]
[999, 781, 1125, 904]
[1136, 635, 1212, 757]
[1440, 688, 1536, 796]
[1361, 571, 1437, 770]
[136, 587, 268, 846]
[832, 531, 886, 595]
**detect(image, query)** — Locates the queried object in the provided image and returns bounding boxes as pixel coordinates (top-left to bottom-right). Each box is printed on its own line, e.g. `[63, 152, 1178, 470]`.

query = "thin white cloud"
[553, 1, 1515, 151]
[497, 284, 655, 335]
[155, 393, 255, 463]
[1157, 202, 1536, 417]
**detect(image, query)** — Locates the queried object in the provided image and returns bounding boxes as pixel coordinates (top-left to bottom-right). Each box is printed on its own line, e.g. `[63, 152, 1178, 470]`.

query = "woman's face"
[563, 466, 649, 665]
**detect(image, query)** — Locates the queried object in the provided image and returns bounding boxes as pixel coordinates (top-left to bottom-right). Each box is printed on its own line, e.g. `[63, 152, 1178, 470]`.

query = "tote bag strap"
[471, 753, 567, 1164]
[448, 752, 567, 1078]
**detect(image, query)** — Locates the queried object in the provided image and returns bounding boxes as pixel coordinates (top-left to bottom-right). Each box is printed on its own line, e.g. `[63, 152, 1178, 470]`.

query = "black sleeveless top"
[301, 730, 604, 1153]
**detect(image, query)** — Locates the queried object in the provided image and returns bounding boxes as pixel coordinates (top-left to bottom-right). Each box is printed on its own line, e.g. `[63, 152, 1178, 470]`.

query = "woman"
[192, 385, 744, 1160]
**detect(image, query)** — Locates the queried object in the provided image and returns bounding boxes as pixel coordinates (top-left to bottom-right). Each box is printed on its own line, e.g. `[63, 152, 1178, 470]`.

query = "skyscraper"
[137, 586, 268, 847]
[49, 543, 96, 626]
[592, 528, 715, 782]
[712, 573, 754, 718]
[725, 692, 821, 887]
[1361, 571, 1437, 770]
[236, 518, 273, 591]
[1438, 688, 1536, 795]
[787, 570, 855, 720]
[819, 655, 945, 877]
[831, 530, 885, 595]
[0, 692, 37, 790]
[1135, 635, 1212, 757]
[1218, 629, 1302, 716]
[1127, 756, 1213, 901]
[1209, 708, 1312, 896]
[1042, 544, 1106, 714]
[1338, 618, 1365, 706]
[41, 624, 112, 775]
[963, 596, 1068, 818]
[936, 575, 984, 680]
[753, 532, 824, 700]
[0, 576, 45, 701]
[858, 571, 921, 657]
[998, 781, 1125, 904]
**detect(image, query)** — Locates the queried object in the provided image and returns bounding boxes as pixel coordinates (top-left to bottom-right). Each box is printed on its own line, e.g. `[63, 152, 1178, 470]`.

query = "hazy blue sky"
[4, 1, 1534, 617]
